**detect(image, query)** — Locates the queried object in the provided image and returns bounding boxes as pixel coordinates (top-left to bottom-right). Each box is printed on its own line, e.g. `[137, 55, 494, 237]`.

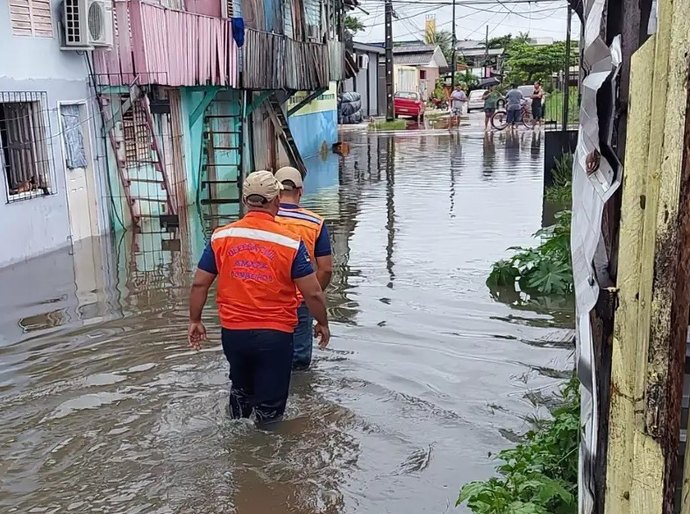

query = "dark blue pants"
[221, 328, 294, 425]
[293, 302, 314, 369]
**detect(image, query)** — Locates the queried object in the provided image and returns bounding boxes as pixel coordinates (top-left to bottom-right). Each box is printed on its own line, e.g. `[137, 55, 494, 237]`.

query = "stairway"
[100, 86, 178, 231]
[197, 92, 243, 235]
[266, 93, 307, 176]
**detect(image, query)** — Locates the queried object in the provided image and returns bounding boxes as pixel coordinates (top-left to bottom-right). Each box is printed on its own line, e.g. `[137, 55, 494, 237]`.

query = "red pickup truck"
[394, 92, 425, 120]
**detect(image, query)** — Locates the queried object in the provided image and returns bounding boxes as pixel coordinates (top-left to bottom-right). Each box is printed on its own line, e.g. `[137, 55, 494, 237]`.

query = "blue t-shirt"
[505, 89, 523, 111]
[198, 240, 314, 279]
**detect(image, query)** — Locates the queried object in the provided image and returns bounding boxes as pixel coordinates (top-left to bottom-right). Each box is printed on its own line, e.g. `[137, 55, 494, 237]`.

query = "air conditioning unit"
[357, 54, 369, 70]
[63, 0, 113, 49]
[220, 0, 233, 18]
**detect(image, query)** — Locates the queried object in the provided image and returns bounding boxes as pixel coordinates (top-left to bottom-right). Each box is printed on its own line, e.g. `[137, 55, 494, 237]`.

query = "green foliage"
[457, 378, 580, 514]
[544, 152, 573, 206]
[487, 211, 573, 296]
[344, 15, 365, 34]
[544, 88, 580, 126]
[455, 71, 479, 90]
[425, 28, 454, 63]
[370, 119, 407, 131]
[504, 40, 579, 86]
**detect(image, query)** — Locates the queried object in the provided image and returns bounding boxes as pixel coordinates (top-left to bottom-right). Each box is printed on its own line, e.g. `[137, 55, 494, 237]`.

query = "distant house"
[392, 43, 448, 100]
[343, 42, 385, 118]
[455, 40, 505, 80]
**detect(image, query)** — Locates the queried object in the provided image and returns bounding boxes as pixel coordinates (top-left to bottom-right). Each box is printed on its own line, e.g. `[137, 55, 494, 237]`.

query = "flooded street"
[0, 121, 573, 513]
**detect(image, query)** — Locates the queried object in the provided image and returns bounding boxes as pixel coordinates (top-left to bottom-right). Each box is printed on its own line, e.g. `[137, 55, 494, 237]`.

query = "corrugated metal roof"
[394, 52, 434, 65]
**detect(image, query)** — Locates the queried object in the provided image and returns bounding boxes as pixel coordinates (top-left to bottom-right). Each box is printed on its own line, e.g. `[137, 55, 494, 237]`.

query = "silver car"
[467, 89, 487, 112]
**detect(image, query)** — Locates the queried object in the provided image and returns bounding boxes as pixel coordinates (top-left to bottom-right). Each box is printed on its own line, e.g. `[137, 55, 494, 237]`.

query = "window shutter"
[9, 0, 54, 38]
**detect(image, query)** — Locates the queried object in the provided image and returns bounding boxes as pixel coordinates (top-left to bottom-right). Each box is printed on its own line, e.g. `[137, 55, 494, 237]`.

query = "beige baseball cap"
[242, 170, 284, 206]
[274, 166, 304, 190]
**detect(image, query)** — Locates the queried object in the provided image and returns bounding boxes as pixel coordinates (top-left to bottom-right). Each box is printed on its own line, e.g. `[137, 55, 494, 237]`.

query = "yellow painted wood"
[605, 36, 658, 514]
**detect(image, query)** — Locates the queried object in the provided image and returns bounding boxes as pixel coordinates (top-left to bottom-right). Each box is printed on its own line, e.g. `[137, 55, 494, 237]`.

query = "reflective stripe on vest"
[275, 207, 324, 261]
[211, 213, 300, 333]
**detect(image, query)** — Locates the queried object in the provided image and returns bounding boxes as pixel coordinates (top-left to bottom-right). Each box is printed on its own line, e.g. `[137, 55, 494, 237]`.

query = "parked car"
[518, 85, 536, 108]
[394, 91, 425, 120]
[467, 89, 487, 112]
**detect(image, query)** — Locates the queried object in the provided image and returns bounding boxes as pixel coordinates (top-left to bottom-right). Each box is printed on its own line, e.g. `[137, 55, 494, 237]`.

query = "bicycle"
[491, 100, 536, 131]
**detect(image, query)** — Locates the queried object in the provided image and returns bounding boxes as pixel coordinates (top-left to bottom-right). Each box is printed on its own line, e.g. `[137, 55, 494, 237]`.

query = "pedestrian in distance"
[188, 170, 330, 426]
[450, 85, 467, 128]
[531, 81, 545, 128]
[482, 86, 501, 132]
[505, 83, 524, 131]
[274, 166, 334, 371]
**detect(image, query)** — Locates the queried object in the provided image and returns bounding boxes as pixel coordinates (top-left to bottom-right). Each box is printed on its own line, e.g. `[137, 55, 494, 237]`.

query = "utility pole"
[561, 5, 571, 131]
[385, 0, 394, 121]
[451, 0, 457, 89]
[484, 25, 489, 78]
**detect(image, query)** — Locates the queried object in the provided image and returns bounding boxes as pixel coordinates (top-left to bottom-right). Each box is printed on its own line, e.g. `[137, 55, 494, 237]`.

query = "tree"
[345, 15, 365, 34]
[504, 40, 578, 85]
[484, 34, 513, 50]
[424, 27, 454, 64]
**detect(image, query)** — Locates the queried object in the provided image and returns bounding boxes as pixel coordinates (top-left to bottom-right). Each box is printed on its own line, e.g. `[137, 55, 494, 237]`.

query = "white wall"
[0, 0, 108, 267]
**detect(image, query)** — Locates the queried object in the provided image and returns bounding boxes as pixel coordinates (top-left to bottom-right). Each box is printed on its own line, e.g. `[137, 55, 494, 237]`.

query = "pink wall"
[94, 0, 237, 87]
[184, 0, 221, 18]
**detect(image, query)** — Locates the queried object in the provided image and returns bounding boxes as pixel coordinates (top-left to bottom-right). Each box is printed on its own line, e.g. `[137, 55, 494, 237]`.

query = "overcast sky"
[353, 0, 581, 45]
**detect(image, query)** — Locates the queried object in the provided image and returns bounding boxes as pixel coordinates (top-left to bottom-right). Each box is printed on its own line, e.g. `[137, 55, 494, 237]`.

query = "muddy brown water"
[0, 125, 573, 513]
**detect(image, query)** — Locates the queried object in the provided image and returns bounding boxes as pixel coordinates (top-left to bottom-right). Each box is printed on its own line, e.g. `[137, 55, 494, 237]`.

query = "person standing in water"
[504, 84, 524, 131]
[450, 85, 467, 127]
[274, 166, 333, 370]
[188, 170, 330, 426]
[482, 86, 501, 132]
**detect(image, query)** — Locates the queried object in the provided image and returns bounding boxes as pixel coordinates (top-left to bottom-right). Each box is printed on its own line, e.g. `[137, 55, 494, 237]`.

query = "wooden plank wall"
[242, 29, 330, 90]
[93, 0, 238, 87]
[604, 0, 690, 509]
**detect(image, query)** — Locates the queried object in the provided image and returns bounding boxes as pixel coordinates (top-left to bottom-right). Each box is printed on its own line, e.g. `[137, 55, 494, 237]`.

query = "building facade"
[0, 0, 109, 268]
[343, 42, 384, 118]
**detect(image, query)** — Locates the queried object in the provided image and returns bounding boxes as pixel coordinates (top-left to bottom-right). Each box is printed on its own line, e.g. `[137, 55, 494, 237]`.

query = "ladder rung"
[210, 146, 241, 150]
[128, 178, 165, 185]
[202, 180, 239, 184]
[132, 197, 167, 203]
[203, 163, 239, 168]
[204, 131, 241, 135]
[200, 198, 240, 205]
[205, 115, 238, 119]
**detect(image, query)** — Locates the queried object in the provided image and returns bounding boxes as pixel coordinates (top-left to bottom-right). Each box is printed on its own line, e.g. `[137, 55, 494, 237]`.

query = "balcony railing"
[93, 0, 238, 87]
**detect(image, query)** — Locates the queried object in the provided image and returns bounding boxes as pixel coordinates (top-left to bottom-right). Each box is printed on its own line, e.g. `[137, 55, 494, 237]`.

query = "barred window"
[8, 0, 54, 38]
[0, 91, 55, 202]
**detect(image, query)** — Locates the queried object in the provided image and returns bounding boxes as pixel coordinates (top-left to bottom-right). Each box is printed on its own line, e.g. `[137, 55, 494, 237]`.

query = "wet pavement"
[0, 116, 573, 513]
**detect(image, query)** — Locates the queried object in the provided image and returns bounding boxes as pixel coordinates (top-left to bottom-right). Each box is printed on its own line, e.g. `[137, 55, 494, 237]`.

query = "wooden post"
[605, 0, 690, 509]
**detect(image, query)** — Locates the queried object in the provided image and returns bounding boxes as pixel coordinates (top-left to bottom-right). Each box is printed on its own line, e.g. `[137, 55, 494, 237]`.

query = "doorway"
[58, 102, 99, 243]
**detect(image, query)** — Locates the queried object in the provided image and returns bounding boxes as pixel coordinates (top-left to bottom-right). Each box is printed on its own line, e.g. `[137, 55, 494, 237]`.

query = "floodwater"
[0, 120, 573, 514]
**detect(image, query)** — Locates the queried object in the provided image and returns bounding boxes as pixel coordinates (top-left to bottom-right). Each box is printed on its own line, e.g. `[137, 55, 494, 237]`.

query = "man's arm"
[188, 244, 218, 349]
[314, 223, 333, 290]
[292, 241, 330, 347]
[190, 268, 216, 322]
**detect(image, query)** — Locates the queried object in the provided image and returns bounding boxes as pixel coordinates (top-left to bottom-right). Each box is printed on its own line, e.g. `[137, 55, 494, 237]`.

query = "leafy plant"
[545, 152, 573, 206]
[457, 378, 580, 514]
[344, 15, 365, 34]
[487, 211, 572, 296]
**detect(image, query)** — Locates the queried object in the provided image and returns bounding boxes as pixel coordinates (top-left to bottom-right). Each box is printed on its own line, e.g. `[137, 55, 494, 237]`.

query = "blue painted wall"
[288, 109, 338, 159]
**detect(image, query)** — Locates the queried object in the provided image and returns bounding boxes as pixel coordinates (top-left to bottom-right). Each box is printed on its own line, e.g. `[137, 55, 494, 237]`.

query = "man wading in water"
[188, 170, 330, 425]
[274, 166, 333, 370]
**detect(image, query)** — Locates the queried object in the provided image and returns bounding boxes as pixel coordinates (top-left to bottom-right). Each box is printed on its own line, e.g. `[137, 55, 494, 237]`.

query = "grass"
[544, 87, 580, 127]
[369, 119, 407, 131]
[544, 152, 573, 206]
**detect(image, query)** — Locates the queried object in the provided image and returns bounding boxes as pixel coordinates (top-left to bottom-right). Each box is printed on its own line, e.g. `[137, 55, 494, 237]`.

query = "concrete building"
[392, 43, 448, 100]
[0, 0, 109, 267]
[343, 42, 384, 118]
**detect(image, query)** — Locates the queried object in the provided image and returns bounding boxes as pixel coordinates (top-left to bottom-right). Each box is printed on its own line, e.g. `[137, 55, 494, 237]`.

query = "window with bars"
[0, 92, 55, 202]
[8, 0, 54, 38]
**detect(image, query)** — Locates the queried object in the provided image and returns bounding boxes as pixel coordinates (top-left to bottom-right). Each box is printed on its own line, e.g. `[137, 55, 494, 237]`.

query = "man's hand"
[314, 323, 331, 348]
[188, 321, 207, 350]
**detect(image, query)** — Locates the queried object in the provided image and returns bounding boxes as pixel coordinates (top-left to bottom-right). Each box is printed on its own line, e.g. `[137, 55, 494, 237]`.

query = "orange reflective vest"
[275, 206, 324, 261]
[275, 206, 324, 302]
[210, 211, 301, 333]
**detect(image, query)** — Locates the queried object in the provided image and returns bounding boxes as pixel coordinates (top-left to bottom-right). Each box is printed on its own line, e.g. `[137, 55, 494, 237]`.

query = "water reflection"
[0, 128, 570, 513]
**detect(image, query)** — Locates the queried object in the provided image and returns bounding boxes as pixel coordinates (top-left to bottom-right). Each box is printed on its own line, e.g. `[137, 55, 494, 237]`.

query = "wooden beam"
[605, 0, 690, 508]
[246, 91, 272, 116]
[287, 87, 327, 117]
[189, 88, 219, 128]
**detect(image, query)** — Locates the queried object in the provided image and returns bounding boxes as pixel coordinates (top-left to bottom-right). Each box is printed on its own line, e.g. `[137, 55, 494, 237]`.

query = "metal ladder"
[266, 93, 307, 176]
[100, 86, 178, 230]
[197, 94, 243, 235]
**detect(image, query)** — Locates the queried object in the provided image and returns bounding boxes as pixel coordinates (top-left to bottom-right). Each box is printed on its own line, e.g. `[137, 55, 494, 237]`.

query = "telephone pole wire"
[385, 0, 395, 121]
